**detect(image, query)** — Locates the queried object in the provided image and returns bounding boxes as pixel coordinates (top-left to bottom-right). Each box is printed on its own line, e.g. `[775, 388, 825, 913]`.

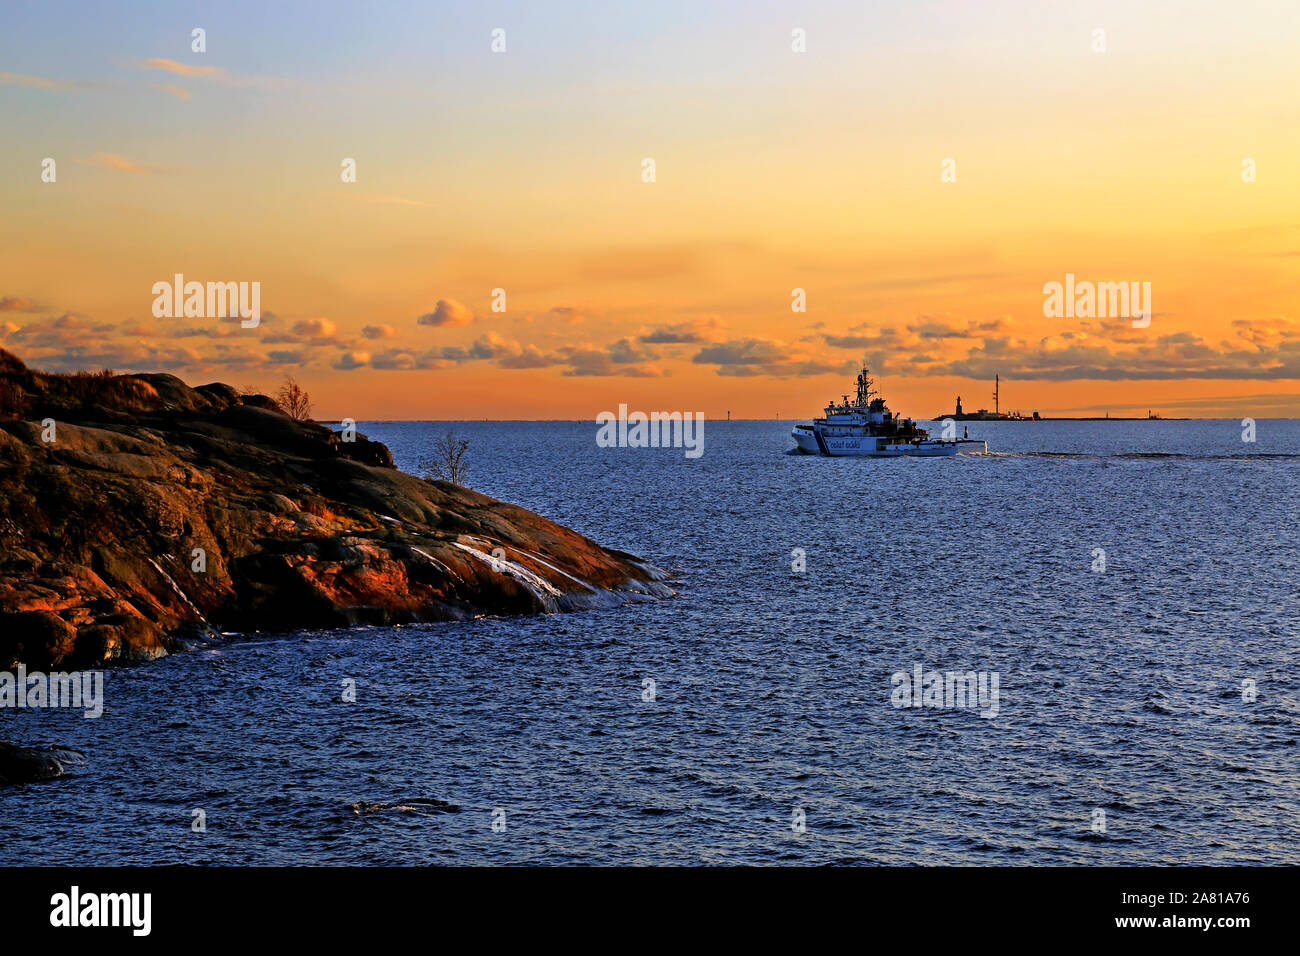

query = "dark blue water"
[3, 420, 1298, 864]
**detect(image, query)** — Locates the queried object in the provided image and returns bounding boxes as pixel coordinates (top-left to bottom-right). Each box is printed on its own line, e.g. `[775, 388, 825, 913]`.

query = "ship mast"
[857, 358, 875, 406]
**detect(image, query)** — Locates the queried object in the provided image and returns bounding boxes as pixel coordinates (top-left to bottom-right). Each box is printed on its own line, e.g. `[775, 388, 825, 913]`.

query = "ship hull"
[791, 426, 986, 457]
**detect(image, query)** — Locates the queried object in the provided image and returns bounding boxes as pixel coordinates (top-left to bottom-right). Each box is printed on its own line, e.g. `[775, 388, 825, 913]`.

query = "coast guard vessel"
[791, 364, 987, 457]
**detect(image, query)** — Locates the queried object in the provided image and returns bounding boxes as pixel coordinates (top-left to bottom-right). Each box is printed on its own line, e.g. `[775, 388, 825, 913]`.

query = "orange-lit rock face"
[0, 349, 669, 669]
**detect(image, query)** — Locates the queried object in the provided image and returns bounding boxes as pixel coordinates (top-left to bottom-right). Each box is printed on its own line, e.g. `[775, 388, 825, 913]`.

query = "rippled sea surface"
[3, 420, 1298, 865]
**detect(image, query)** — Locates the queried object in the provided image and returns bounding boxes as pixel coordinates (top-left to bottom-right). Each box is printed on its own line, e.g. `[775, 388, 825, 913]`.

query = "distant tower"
[993, 375, 1000, 417]
[726, 410, 731, 421]
[955, 395, 963, 416]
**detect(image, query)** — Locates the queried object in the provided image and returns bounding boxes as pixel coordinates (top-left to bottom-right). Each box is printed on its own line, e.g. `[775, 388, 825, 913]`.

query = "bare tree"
[276, 375, 313, 421]
[426, 428, 470, 486]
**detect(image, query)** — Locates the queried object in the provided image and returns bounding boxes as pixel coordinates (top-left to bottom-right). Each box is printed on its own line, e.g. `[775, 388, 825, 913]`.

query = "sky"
[1, 0, 1298, 419]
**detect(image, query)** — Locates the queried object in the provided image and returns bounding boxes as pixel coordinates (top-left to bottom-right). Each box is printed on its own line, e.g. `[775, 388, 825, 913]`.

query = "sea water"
[2, 420, 1297, 864]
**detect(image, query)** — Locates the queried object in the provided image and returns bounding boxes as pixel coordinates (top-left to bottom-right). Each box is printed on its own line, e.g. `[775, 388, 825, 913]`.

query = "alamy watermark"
[890, 664, 999, 718]
[1, 665, 104, 718]
[151, 273, 261, 328]
[50, 886, 150, 936]
[1043, 273, 1151, 328]
[596, 404, 704, 459]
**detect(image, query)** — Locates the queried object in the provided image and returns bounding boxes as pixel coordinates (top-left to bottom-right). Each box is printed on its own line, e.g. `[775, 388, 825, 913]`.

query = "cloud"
[1232, 317, 1299, 346]
[8, 318, 215, 372]
[24, 344, 210, 374]
[498, 344, 562, 369]
[261, 317, 338, 345]
[219, 309, 279, 327]
[417, 299, 474, 327]
[823, 327, 901, 350]
[908, 317, 1007, 340]
[2, 303, 277, 374]
[333, 350, 371, 370]
[149, 83, 191, 100]
[606, 337, 656, 363]
[561, 340, 662, 377]
[129, 57, 294, 92]
[694, 338, 783, 366]
[371, 349, 418, 371]
[859, 271, 1011, 292]
[267, 349, 311, 365]
[291, 318, 336, 339]
[438, 332, 515, 363]
[140, 58, 227, 80]
[639, 316, 725, 344]
[561, 354, 662, 376]
[72, 153, 164, 175]
[0, 72, 87, 91]
[546, 306, 586, 324]
[7, 313, 115, 351]
[362, 333, 662, 376]
[0, 296, 45, 313]
[361, 324, 396, 339]
[919, 327, 1300, 381]
[368, 333, 519, 370]
[693, 337, 853, 378]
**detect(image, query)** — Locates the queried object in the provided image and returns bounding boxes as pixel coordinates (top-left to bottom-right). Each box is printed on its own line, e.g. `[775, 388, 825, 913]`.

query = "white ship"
[791, 364, 988, 457]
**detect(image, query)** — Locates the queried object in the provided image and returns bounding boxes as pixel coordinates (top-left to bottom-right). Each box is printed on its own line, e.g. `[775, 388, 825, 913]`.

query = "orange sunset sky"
[1, 1, 1298, 419]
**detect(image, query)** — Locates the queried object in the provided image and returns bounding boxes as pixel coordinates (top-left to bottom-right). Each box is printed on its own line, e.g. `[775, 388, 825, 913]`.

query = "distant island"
[932, 375, 1183, 421]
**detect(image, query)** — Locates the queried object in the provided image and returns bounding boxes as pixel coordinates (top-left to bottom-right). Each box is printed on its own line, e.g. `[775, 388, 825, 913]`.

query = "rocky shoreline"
[0, 349, 670, 783]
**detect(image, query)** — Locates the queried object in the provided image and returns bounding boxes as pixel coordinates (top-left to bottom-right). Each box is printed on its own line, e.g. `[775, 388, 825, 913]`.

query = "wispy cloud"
[0, 71, 89, 91]
[72, 153, 165, 175]
[857, 271, 1012, 292]
[149, 82, 192, 100]
[139, 58, 228, 80]
[128, 56, 295, 91]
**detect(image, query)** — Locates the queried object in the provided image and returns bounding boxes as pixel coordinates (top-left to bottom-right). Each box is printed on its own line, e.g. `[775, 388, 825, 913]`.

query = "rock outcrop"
[0, 349, 670, 673]
[0, 741, 84, 785]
